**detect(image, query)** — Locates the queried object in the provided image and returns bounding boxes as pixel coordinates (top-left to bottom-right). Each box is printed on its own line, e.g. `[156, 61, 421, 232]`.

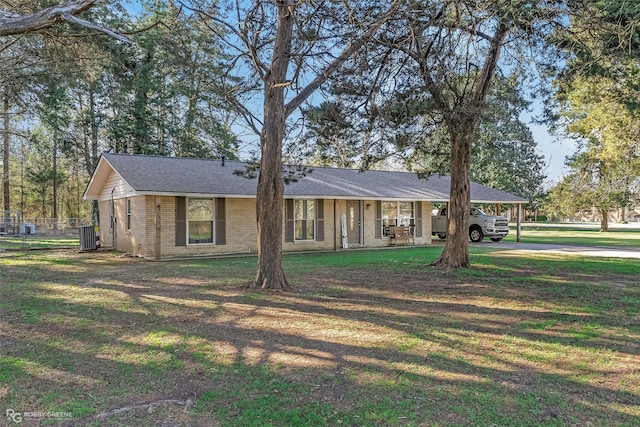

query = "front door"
[346, 200, 361, 245]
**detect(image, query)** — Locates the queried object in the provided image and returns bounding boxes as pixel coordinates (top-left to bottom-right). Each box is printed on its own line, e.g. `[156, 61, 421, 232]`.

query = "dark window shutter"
[415, 201, 423, 237]
[316, 199, 324, 241]
[175, 197, 186, 246]
[285, 199, 294, 242]
[216, 198, 226, 245]
[375, 201, 382, 239]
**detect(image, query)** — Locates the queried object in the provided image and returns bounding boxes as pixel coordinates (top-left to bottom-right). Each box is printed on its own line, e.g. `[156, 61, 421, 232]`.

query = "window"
[294, 199, 315, 240]
[381, 201, 414, 236]
[470, 207, 486, 216]
[126, 199, 131, 231]
[187, 198, 214, 244]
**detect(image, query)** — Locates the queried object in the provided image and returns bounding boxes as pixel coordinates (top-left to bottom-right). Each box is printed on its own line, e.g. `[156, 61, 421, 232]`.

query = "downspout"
[333, 199, 337, 251]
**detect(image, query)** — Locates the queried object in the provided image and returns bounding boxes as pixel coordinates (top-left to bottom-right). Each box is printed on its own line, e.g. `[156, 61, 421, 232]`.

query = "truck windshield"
[470, 207, 487, 216]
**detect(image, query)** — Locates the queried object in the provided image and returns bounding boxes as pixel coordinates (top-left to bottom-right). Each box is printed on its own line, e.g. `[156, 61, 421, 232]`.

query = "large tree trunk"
[254, 127, 288, 289]
[251, 2, 295, 290]
[599, 207, 609, 232]
[431, 127, 472, 268]
[82, 89, 100, 224]
[52, 134, 58, 229]
[246, 1, 400, 288]
[428, 23, 508, 269]
[2, 91, 9, 215]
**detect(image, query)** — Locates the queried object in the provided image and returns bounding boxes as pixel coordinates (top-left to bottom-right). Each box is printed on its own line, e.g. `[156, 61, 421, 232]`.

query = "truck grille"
[495, 219, 508, 227]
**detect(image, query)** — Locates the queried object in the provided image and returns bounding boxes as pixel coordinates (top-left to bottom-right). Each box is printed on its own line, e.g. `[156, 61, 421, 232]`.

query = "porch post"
[516, 203, 521, 243]
[333, 199, 338, 252]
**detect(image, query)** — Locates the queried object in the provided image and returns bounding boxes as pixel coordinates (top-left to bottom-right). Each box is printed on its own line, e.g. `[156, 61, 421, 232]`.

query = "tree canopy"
[2, 1, 237, 221]
[544, 0, 640, 228]
[546, 73, 640, 229]
[300, 75, 546, 203]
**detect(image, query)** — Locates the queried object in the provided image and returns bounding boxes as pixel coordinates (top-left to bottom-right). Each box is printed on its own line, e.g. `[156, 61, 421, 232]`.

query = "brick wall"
[150, 196, 258, 259]
[100, 196, 432, 259]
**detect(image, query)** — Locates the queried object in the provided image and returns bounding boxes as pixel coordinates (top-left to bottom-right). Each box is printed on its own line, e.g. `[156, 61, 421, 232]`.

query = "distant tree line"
[2, 0, 239, 222]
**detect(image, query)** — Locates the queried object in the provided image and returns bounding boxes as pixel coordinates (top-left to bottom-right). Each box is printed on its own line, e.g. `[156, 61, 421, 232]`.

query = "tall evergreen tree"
[387, 1, 568, 268]
[307, 1, 562, 268]
[549, 75, 640, 230]
[103, 1, 239, 158]
[190, 0, 402, 289]
[2, 1, 240, 221]
[546, 1, 640, 229]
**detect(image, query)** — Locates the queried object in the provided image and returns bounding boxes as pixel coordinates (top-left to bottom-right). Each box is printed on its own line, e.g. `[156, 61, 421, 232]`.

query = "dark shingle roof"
[92, 153, 527, 203]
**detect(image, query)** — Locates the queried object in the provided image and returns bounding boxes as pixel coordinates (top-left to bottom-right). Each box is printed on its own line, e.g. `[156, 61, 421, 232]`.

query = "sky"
[528, 121, 577, 188]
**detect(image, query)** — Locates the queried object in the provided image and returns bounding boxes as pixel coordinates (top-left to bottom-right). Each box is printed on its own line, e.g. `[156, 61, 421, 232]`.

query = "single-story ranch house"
[83, 153, 527, 259]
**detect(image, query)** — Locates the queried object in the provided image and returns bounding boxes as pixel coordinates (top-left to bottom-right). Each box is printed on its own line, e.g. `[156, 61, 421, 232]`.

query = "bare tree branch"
[284, 0, 402, 116]
[471, 22, 508, 108]
[180, 1, 270, 78]
[0, 0, 130, 43]
[61, 13, 131, 43]
[0, 33, 21, 53]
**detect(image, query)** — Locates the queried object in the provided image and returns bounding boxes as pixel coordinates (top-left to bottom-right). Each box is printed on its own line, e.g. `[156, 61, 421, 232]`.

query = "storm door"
[346, 200, 362, 245]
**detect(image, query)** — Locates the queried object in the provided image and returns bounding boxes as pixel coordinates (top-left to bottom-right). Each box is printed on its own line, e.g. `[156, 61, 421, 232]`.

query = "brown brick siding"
[100, 196, 432, 259]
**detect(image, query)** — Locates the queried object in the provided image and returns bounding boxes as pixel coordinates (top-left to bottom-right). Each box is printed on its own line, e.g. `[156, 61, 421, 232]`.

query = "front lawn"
[1, 246, 638, 426]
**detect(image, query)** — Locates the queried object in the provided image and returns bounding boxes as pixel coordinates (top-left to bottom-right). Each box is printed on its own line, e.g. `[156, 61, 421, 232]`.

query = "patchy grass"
[0, 236, 78, 250]
[0, 246, 639, 426]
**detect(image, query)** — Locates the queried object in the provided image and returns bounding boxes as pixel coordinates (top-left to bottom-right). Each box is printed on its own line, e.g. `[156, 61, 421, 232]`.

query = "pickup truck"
[432, 206, 509, 242]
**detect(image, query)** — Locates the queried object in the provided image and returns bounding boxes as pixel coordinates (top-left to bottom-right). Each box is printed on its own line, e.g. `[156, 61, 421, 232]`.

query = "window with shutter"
[175, 197, 186, 246]
[316, 199, 324, 241]
[216, 198, 226, 245]
[285, 199, 294, 242]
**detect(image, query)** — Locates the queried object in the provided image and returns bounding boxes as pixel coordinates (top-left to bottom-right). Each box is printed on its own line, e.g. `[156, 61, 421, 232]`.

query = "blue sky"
[528, 121, 576, 187]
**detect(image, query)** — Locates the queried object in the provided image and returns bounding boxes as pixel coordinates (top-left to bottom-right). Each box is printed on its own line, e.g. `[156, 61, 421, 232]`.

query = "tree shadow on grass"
[1, 250, 639, 425]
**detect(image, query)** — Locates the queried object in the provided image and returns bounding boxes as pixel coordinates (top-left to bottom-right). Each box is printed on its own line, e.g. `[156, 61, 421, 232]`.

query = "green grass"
[1, 229, 639, 426]
[196, 362, 341, 426]
[503, 224, 640, 246]
[0, 236, 78, 249]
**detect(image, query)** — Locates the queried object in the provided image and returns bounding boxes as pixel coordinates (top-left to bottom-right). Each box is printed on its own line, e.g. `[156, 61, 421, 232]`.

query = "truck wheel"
[437, 233, 446, 239]
[469, 226, 483, 242]
[490, 238, 502, 242]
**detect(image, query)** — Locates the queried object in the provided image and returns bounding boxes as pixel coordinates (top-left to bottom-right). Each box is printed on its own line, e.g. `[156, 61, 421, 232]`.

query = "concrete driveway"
[474, 241, 640, 259]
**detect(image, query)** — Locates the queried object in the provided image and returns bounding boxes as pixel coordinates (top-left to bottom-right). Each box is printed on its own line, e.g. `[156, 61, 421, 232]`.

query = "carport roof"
[84, 153, 528, 204]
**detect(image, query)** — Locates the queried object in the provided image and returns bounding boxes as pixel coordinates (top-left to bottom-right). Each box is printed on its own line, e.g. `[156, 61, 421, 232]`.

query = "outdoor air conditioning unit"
[79, 225, 97, 251]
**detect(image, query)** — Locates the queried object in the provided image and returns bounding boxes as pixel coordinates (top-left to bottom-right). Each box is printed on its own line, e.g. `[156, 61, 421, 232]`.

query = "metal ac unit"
[79, 225, 97, 251]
